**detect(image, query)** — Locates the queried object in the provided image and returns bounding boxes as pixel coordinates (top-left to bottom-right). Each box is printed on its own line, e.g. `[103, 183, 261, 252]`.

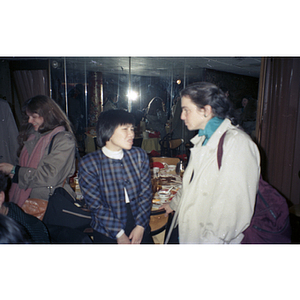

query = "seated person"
[236, 96, 257, 137]
[78, 109, 153, 244]
[0, 171, 50, 243]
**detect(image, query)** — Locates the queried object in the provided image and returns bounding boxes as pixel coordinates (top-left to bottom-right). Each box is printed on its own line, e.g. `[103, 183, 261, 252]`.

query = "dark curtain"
[12, 69, 49, 106]
[257, 57, 300, 205]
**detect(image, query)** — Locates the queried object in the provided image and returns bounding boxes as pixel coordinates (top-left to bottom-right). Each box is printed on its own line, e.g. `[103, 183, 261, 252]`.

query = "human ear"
[203, 105, 213, 118]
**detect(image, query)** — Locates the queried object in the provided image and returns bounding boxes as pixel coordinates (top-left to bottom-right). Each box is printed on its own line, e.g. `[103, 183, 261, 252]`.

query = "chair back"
[169, 138, 184, 150]
[151, 157, 180, 165]
[150, 210, 174, 243]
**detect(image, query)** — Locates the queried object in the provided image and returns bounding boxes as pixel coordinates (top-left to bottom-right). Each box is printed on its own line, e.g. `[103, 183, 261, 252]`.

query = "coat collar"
[198, 117, 224, 145]
[191, 118, 235, 149]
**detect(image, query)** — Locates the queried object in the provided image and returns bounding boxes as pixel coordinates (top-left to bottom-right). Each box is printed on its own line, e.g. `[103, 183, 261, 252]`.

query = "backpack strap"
[48, 133, 59, 155]
[217, 131, 227, 169]
[48, 132, 80, 159]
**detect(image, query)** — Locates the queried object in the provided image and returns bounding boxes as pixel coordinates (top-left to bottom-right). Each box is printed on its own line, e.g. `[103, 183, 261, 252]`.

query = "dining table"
[141, 137, 161, 153]
[149, 164, 183, 244]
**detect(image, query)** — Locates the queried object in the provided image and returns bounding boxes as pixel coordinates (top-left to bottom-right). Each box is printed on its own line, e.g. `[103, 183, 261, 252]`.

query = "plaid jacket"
[78, 147, 152, 239]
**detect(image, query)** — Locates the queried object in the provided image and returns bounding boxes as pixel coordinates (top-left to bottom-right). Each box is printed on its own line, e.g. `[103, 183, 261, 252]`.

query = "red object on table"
[148, 131, 160, 138]
[149, 150, 160, 157]
[150, 162, 164, 169]
[176, 154, 187, 161]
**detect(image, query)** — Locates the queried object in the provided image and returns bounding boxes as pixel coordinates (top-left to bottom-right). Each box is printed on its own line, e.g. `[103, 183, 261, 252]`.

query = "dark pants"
[93, 203, 154, 244]
[47, 225, 93, 243]
[166, 226, 179, 244]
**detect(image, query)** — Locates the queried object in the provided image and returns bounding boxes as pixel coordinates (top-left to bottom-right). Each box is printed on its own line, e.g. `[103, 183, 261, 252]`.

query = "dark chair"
[159, 133, 184, 157]
[159, 133, 172, 156]
[169, 138, 184, 157]
[164, 212, 178, 244]
[133, 137, 143, 147]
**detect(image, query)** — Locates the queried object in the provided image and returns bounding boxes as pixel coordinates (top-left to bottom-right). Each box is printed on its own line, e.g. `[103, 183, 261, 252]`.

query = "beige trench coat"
[166, 119, 260, 244]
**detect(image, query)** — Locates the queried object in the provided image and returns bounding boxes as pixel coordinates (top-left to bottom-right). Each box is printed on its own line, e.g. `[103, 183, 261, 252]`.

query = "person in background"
[0, 98, 19, 165]
[103, 93, 119, 111]
[145, 97, 168, 140]
[220, 86, 230, 98]
[0, 170, 50, 243]
[170, 97, 183, 139]
[161, 82, 260, 244]
[68, 84, 86, 151]
[237, 96, 257, 137]
[0, 95, 76, 208]
[78, 109, 153, 244]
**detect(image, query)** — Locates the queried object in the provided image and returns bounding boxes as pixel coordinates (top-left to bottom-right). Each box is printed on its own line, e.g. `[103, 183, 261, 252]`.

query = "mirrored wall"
[1, 56, 261, 153]
[47, 57, 260, 151]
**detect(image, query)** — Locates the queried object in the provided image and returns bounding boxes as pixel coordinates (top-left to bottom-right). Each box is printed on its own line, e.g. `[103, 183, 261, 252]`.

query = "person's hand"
[117, 233, 131, 244]
[129, 225, 144, 244]
[159, 202, 174, 217]
[0, 163, 14, 175]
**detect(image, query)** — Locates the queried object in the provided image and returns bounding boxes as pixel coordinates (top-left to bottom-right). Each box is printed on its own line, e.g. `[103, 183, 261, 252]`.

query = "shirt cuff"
[116, 229, 125, 239]
[12, 165, 20, 183]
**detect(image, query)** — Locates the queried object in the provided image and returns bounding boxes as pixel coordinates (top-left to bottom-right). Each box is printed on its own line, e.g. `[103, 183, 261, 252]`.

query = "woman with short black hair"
[78, 109, 153, 244]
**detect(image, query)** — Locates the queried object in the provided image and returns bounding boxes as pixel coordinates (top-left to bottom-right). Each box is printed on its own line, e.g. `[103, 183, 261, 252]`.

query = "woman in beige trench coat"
[161, 82, 260, 244]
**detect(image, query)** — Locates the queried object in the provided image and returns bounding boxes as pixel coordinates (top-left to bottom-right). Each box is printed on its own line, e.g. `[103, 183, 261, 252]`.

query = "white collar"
[102, 146, 124, 160]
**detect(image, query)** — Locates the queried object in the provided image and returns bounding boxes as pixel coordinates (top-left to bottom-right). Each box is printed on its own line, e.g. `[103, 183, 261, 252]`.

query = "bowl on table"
[157, 189, 171, 203]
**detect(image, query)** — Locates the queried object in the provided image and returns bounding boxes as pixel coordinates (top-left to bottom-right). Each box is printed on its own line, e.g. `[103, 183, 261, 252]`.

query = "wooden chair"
[149, 209, 174, 243]
[169, 138, 184, 157]
[159, 133, 184, 157]
[150, 209, 169, 237]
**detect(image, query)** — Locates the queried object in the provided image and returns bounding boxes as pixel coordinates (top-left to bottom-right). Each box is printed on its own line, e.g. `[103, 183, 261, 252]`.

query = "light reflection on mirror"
[127, 90, 138, 101]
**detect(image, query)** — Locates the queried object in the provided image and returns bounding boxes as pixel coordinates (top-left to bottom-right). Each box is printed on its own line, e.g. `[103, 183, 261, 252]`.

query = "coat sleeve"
[17, 132, 76, 190]
[201, 131, 260, 243]
[169, 187, 182, 211]
[78, 155, 124, 239]
[134, 150, 153, 229]
[0, 100, 19, 165]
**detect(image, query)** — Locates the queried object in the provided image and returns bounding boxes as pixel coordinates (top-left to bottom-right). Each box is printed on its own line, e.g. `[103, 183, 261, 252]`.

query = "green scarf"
[198, 117, 224, 145]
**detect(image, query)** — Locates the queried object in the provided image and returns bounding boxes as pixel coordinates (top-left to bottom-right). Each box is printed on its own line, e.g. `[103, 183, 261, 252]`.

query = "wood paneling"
[258, 57, 300, 205]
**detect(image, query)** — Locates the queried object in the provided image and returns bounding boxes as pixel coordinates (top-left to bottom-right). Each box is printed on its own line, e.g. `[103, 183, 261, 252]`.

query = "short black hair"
[96, 109, 135, 148]
[0, 214, 31, 244]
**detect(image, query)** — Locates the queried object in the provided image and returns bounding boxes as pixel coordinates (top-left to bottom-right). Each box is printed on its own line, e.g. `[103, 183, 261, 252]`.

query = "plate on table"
[152, 197, 170, 208]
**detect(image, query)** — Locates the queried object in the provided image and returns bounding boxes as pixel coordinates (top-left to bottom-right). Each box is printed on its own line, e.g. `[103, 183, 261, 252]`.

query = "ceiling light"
[127, 90, 138, 101]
